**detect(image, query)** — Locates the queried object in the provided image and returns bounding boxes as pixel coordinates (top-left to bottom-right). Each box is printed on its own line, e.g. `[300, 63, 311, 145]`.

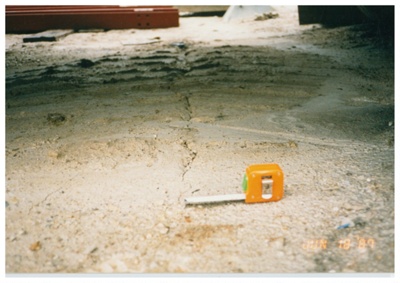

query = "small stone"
[109, 259, 128, 272]
[29, 241, 41, 251]
[353, 217, 366, 227]
[8, 196, 19, 204]
[269, 237, 285, 249]
[48, 150, 60, 159]
[78, 59, 95, 68]
[288, 140, 298, 148]
[47, 113, 66, 125]
[89, 247, 98, 254]
[99, 262, 113, 273]
[156, 223, 169, 234]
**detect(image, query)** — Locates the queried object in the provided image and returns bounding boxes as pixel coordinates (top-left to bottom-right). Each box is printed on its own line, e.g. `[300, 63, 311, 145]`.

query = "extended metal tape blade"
[184, 194, 245, 205]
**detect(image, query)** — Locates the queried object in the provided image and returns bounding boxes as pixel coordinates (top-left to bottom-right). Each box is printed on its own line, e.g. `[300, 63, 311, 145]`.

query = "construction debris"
[255, 12, 279, 21]
[223, 5, 275, 22]
[23, 30, 73, 43]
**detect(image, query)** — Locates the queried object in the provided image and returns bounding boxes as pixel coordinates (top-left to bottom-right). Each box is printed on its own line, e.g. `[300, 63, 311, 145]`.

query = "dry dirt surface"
[5, 6, 394, 274]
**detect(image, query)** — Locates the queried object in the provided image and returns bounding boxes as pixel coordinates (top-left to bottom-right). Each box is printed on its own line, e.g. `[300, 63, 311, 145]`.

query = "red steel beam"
[6, 6, 175, 12]
[6, 5, 120, 11]
[6, 8, 177, 15]
[6, 6, 179, 33]
[6, 5, 173, 10]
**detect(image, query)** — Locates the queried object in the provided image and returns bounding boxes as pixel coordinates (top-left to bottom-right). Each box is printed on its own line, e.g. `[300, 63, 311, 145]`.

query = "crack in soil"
[183, 93, 192, 121]
[28, 173, 79, 214]
[28, 187, 64, 215]
[181, 139, 197, 182]
[180, 93, 197, 182]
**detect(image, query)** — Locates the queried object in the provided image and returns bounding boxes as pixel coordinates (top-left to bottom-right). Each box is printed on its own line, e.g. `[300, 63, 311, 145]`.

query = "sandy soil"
[5, 6, 394, 274]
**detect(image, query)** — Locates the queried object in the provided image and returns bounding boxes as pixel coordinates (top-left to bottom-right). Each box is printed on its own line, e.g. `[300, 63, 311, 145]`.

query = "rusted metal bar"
[6, 6, 179, 33]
